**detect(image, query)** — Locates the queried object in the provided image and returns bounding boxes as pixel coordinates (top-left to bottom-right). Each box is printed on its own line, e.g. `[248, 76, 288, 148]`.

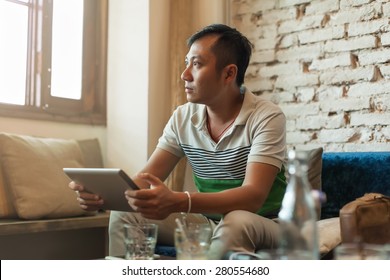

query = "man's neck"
[206, 91, 244, 124]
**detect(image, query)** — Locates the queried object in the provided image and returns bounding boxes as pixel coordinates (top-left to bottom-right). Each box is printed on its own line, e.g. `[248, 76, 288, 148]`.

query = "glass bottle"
[277, 150, 319, 259]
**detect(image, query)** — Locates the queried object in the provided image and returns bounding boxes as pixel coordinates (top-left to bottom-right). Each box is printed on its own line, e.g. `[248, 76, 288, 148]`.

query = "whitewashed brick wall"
[231, 0, 390, 152]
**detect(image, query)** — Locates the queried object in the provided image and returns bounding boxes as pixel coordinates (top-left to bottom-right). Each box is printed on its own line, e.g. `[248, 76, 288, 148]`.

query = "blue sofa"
[321, 152, 390, 219]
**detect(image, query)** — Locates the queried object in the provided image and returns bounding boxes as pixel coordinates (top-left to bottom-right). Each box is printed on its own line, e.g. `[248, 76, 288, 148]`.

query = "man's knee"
[222, 210, 259, 233]
[216, 210, 279, 248]
[108, 211, 144, 241]
[109, 211, 125, 235]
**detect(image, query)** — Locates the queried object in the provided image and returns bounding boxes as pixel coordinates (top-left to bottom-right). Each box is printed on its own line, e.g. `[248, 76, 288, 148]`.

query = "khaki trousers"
[109, 210, 280, 259]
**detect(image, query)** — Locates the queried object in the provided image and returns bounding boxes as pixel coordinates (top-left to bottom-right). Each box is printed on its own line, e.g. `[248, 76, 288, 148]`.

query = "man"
[70, 24, 287, 259]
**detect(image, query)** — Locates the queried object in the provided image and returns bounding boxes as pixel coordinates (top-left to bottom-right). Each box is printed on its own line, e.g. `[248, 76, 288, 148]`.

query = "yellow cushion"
[0, 133, 87, 219]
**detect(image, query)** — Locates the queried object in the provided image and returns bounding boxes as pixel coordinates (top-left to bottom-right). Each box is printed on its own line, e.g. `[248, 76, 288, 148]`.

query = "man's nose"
[181, 66, 192, 81]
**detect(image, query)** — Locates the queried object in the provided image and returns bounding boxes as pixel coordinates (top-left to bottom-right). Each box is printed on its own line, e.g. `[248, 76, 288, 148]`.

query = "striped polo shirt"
[157, 89, 287, 218]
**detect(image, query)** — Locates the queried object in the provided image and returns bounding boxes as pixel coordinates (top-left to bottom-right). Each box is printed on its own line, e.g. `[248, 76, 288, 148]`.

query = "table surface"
[105, 254, 175, 260]
[0, 212, 110, 235]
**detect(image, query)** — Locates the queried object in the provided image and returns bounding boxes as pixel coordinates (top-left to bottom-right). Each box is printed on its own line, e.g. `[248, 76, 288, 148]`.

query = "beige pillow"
[0, 133, 87, 219]
[307, 147, 323, 220]
[0, 159, 18, 218]
[77, 138, 104, 168]
[317, 217, 341, 255]
[307, 147, 323, 193]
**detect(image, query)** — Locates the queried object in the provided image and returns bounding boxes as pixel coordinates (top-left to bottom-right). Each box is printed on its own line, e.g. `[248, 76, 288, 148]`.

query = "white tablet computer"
[63, 168, 139, 212]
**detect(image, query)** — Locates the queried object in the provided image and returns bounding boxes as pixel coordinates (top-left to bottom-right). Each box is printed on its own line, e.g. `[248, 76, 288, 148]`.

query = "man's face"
[181, 35, 225, 105]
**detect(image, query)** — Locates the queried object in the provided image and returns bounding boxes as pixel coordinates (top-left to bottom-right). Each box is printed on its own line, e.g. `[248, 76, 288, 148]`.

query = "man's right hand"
[68, 181, 104, 211]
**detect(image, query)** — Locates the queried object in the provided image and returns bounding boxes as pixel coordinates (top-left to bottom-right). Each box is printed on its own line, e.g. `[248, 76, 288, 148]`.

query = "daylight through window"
[0, 0, 107, 125]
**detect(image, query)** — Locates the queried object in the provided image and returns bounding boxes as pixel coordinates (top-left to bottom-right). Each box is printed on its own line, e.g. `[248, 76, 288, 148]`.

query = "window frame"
[0, 0, 108, 125]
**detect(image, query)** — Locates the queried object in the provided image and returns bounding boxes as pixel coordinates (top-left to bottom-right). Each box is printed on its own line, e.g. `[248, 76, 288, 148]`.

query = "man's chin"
[186, 94, 196, 103]
[186, 93, 205, 104]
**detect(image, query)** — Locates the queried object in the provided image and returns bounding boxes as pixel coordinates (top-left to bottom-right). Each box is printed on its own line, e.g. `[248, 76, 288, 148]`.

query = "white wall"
[231, 0, 390, 152]
[106, 0, 171, 176]
[106, 0, 150, 175]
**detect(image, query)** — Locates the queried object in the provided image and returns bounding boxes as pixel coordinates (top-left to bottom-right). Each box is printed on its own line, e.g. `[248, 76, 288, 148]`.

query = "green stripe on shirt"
[193, 166, 287, 220]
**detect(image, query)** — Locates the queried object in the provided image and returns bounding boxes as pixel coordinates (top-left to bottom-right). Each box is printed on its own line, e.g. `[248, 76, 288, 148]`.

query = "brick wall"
[231, 0, 390, 152]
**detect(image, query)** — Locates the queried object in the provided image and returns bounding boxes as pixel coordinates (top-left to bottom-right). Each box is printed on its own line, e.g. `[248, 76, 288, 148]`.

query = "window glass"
[50, 0, 84, 100]
[0, 1, 28, 105]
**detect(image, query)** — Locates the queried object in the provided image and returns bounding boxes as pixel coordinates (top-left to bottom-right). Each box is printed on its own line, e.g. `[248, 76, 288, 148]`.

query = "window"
[0, 0, 107, 125]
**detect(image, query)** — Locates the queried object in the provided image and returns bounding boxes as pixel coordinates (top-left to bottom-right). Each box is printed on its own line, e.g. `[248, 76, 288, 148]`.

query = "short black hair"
[187, 24, 253, 87]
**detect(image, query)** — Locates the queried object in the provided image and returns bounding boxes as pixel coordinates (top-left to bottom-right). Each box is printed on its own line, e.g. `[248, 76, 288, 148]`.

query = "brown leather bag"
[339, 193, 390, 244]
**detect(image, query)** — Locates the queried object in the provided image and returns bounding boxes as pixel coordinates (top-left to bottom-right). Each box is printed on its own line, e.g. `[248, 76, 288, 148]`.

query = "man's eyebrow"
[185, 55, 202, 62]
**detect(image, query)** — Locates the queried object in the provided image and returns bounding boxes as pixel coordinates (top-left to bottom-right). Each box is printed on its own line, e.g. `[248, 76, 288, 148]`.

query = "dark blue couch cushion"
[155, 245, 176, 258]
[321, 152, 390, 219]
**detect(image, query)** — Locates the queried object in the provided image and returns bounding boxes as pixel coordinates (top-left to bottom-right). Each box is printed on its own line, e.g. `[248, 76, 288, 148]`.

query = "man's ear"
[224, 64, 238, 82]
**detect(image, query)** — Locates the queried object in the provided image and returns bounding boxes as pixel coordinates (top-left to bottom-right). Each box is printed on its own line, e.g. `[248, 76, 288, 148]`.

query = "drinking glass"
[124, 223, 158, 260]
[174, 223, 212, 260]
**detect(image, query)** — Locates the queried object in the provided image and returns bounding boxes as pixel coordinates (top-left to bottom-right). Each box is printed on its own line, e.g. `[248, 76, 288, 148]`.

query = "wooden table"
[0, 212, 110, 260]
